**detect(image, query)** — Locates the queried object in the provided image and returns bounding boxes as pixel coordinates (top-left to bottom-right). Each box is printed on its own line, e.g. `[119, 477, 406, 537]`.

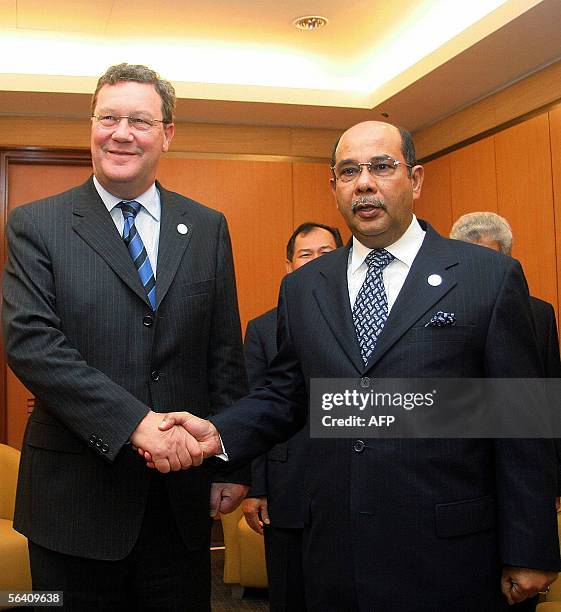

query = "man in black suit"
[450, 211, 561, 379]
[450, 211, 561, 501]
[154, 121, 560, 610]
[242, 221, 342, 611]
[2, 63, 248, 610]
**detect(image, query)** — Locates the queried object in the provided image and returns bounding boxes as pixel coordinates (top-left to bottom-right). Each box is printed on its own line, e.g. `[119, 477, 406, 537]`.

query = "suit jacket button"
[360, 377, 370, 388]
[151, 370, 160, 381]
[353, 440, 365, 453]
[143, 315, 154, 327]
[88, 435, 97, 445]
[101, 444, 109, 453]
[95, 439, 102, 448]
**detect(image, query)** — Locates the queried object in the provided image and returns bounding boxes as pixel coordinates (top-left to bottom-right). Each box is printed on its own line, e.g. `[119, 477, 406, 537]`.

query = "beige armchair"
[0, 443, 31, 609]
[220, 506, 267, 598]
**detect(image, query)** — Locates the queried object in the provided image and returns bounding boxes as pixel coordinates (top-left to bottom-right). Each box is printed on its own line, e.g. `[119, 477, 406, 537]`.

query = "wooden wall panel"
[414, 155, 452, 236]
[449, 136, 497, 223]
[414, 58, 561, 160]
[292, 163, 351, 244]
[157, 157, 293, 329]
[0, 117, 338, 160]
[549, 106, 561, 325]
[494, 114, 558, 309]
[5, 160, 93, 449]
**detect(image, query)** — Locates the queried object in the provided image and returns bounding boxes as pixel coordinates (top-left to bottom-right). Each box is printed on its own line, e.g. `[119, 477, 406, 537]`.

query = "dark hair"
[91, 63, 176, 123]
[331, 123, 416, 177]
[286, 222, 343, 261]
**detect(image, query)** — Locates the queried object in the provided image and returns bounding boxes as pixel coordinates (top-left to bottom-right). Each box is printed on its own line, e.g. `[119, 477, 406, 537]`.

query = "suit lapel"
[366, 224, 458, 370]
[71, 178, 151, 307]
[313, 246, 365, 373]
[154, 184, 193, 308]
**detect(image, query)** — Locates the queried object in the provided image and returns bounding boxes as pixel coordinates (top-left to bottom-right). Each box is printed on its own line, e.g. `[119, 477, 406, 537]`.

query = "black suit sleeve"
[205, 215, 249, 484]
[486, 261, 560, 570]
[244, 317, 269, 497]
[542, 303, 561, 378]
[211, 280, 307, 466]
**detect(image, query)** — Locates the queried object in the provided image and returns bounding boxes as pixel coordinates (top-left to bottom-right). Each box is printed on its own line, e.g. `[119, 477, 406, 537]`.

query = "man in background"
[450, 211, 561, 379]
[2, 63, 247, 610]
[451, 210, 561, 504]
[242, 221, 343, 611]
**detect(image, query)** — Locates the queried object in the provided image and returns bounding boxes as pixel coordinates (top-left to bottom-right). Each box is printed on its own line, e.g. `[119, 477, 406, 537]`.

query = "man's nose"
[355, 164, 377, 192]
[111, 117, 134, 141]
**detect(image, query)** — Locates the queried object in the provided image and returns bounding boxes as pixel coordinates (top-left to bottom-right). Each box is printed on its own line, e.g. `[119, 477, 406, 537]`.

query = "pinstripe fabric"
[213, 221, 560, 611]
[2, 177, 247, 561]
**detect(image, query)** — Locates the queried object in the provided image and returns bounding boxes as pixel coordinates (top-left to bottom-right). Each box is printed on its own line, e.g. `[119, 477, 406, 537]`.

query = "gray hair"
[91, 63, 176, 124]
[450, 211, 513, 255]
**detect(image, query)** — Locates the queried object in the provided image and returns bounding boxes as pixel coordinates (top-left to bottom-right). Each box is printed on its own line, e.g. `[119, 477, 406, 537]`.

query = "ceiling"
[0, 0, 560, 132]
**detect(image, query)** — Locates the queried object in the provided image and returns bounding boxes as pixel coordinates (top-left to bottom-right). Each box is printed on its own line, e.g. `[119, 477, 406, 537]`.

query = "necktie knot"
[118, 200, 142, 219]
[365, 248, 394, 270]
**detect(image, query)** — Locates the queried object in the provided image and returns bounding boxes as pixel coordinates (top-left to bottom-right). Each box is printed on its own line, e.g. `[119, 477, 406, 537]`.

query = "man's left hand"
[210, 482, 249, 517]
[501, 566, 558, 604]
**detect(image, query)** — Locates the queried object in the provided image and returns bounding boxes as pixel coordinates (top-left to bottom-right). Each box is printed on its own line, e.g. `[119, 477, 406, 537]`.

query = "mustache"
[351, 197, 386, 214]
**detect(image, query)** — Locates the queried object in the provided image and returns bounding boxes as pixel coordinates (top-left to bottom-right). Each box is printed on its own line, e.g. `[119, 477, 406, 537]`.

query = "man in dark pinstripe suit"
[2, 63, 248, 610]
[158, 121, 560, 611]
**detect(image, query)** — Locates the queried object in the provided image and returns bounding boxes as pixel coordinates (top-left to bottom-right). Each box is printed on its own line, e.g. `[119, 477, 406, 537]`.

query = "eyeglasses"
[331, 155, 413, 183]
[92, 115, 167, 132]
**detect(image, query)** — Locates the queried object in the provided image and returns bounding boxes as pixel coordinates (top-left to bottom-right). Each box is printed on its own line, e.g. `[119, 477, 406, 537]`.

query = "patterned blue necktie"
[353, 249, 395, 365]
[118, 200, 156, 310]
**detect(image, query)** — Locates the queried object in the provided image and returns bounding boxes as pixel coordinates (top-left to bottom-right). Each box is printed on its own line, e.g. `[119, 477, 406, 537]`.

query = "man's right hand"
[241, 496, 270, 535]
[157, 412, 223, 458]
[130, 411, 204, 473]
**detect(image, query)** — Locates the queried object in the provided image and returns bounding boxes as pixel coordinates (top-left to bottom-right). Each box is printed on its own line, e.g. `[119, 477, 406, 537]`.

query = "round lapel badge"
[177, 224, 188, 235]
[427, 274, 442, 287]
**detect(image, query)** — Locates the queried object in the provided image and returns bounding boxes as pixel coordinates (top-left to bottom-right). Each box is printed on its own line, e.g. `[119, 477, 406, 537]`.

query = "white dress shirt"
[93, 176, 161, 276]
[347, 215, 426, 311]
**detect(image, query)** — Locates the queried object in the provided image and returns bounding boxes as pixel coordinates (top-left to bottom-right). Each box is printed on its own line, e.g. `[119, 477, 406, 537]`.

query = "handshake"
[130, 410, 223, 473]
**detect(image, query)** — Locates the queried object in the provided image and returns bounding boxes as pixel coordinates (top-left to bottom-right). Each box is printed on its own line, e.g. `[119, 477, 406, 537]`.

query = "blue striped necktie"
[118, 200, 156, 310]
[353, 249, 394, 365]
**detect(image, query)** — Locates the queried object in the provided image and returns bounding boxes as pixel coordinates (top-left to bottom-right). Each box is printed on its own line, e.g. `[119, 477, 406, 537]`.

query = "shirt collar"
[350, 214, 425, 273]
[93, 175, 160, 222]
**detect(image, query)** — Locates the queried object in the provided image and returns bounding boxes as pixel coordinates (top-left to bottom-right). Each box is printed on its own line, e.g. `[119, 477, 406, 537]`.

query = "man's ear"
[330, 178, 340, 211]
[285, 260, 294, 274]
[411, 165, 424, 201]
[162, 123, 175, 152]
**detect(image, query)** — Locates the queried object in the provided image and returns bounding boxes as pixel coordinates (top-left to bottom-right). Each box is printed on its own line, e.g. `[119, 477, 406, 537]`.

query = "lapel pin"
[177, 224, 188, 235]
[427, 274, 442, 287]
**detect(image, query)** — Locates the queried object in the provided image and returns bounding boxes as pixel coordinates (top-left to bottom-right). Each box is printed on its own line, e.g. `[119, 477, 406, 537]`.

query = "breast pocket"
[175, 279, 214, 301]
[408, 324, 475, 343]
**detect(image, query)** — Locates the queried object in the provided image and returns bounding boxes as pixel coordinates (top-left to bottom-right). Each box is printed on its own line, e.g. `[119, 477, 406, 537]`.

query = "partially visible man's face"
[474, 236, 502, 253]
[286, 227, 339, 272]
[330, 121, 423, 249]
[91, 81, 175, 199]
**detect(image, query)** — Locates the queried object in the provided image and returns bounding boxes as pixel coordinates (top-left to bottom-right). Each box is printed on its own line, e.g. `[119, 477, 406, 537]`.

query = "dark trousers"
[28, 476, 211, 611]
[264, 526, 306, 612]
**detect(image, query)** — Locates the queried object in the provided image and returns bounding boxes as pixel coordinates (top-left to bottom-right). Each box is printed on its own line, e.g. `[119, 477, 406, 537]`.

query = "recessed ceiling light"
[293, 15, 328, 31]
